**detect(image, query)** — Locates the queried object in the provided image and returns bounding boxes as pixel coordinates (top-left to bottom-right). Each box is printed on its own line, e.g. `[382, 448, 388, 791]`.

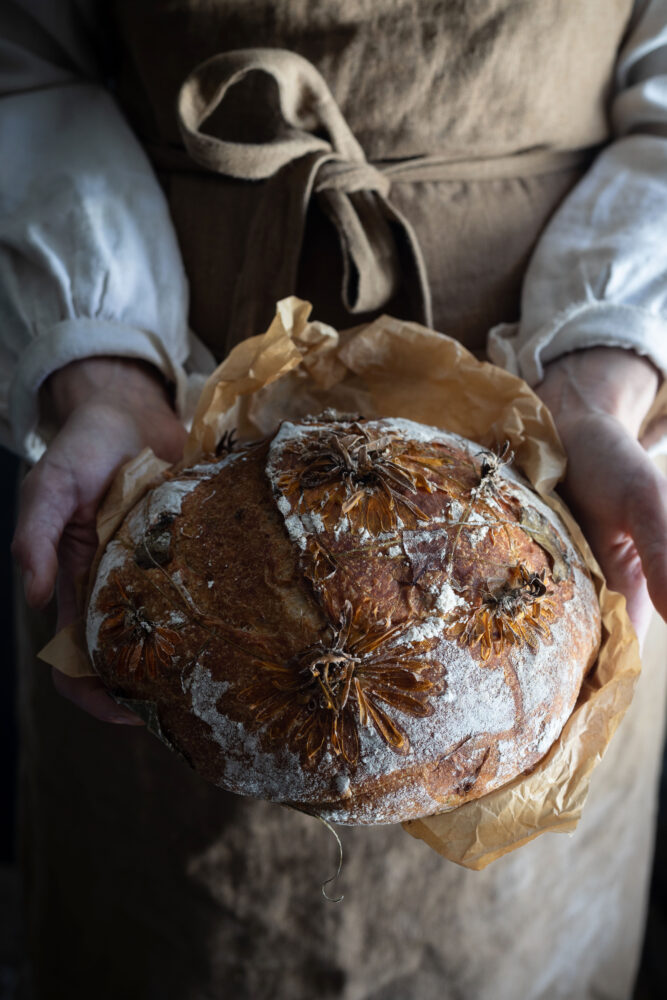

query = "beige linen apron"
[15, 2, 667, 999]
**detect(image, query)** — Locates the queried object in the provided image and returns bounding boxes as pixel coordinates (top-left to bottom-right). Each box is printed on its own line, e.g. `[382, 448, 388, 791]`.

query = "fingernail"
[111, 713, 145, 726]
[23, 570, 34, 604]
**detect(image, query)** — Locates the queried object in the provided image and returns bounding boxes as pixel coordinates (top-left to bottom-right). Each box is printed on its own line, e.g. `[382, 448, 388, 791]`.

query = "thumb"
[11, 457, 78, 608]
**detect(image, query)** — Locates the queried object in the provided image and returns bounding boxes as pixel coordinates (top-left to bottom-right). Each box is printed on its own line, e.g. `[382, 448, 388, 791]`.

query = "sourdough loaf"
[86, 414, 600, 824]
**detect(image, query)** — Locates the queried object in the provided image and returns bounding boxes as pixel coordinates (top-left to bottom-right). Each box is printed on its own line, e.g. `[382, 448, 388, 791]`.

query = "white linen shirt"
[1, 0, 667, 463]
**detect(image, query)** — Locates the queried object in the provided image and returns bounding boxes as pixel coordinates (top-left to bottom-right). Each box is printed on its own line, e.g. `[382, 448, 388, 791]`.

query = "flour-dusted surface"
[87, 415, 601, 825]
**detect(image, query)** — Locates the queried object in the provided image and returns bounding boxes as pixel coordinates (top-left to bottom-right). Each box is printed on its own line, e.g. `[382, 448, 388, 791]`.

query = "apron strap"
[177, 48, 432, 343]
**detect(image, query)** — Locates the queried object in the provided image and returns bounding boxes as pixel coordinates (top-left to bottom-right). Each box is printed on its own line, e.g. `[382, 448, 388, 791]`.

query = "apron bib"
[109, 0, 633, 354]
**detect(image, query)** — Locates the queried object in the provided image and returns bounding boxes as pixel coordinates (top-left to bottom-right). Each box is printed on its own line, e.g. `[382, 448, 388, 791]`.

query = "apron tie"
[177, 48, 432, 343]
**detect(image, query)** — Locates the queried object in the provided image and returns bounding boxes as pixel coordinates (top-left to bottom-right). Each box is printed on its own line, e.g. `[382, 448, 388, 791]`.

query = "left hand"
[11, 356, 188, 724]
[534, 347, 667, 646]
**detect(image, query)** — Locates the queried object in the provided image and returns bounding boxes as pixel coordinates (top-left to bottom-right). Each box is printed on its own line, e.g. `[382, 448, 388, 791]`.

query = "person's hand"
[534, 347, 667, 645]
[11, 357, 188, 724]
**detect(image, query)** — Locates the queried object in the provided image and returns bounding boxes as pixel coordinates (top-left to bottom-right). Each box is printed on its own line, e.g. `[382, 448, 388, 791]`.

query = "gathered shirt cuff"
[487, 303, 667, 385]
[4, 318, 214, 463]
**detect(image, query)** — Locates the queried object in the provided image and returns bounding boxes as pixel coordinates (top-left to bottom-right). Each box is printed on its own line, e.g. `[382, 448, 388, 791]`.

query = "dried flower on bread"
[239, 602, 443, 766]
[276, 419, 454, 532]
[97, 576, 180, 680]
[446, 566, 556, 661]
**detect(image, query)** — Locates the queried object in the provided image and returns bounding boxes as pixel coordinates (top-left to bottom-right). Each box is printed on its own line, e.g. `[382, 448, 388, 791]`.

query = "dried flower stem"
[317, 815, 345, 903]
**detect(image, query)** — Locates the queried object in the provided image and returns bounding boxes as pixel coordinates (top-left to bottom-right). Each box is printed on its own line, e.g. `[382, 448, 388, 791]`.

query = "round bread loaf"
[86, 414, 600, 824]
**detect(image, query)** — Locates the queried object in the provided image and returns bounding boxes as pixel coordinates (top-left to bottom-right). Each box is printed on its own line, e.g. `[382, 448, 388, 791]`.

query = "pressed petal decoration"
[96, 575, 180, 681]
[238, 604, 442, 766]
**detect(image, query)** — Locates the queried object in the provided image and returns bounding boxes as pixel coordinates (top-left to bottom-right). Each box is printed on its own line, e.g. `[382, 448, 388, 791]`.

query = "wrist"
[536, 347, 660, 439]
[42, 356, 176, 429]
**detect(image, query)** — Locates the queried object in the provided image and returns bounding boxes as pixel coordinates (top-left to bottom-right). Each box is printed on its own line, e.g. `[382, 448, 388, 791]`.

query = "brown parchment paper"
[39, 297, 640, 871]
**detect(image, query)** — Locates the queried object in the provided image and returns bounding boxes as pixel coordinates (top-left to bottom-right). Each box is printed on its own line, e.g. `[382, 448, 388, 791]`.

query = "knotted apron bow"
[176, 48, 601, 348]
[177, 48, 433, 342]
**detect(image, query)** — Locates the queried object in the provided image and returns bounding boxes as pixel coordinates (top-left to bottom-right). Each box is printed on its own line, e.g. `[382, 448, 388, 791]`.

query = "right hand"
[535, 347, 666, 647]
[11, 356, 188, 724]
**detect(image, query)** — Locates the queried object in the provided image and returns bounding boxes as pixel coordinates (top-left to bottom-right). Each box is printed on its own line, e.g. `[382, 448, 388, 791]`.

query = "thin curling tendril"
[316, 814, 345, 903]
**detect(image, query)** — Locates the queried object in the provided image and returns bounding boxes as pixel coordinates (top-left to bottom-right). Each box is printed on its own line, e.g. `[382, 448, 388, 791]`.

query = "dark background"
[1, 447, 19, 866]
[0, 443, 664, 997]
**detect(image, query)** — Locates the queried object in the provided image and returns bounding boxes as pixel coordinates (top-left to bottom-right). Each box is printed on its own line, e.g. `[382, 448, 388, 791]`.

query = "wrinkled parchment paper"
[39, 297, 640, 871]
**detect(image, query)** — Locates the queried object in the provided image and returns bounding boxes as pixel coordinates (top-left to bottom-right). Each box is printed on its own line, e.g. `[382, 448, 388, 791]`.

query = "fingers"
[554, 415, 665, 640]
[626, 463, 667, 623]
[11, 456, 78, 608]
[51, 669, 145, 726]
[640, 415, 667, 452]
[583, 519, 654, 644]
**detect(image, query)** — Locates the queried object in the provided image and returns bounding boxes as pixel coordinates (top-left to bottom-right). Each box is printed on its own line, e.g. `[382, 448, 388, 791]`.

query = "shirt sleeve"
[0, 1, 215, 464]
[487, 0, 667, 387]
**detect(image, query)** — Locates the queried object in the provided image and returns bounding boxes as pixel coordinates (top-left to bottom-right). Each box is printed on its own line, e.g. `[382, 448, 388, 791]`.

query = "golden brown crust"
[86, 416, 601, 825]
